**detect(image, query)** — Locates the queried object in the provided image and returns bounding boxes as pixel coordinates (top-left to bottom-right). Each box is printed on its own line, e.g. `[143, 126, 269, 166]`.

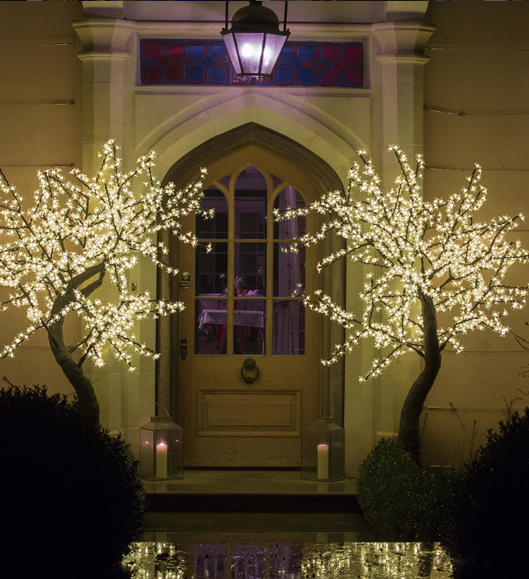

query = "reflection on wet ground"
[123, 513, 453, 578]
[124, 540, 452, 579]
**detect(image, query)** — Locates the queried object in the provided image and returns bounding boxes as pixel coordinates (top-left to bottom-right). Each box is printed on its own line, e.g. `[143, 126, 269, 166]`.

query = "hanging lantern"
[221, 0, 290, 77]
[139, 416, 184, 480]
[301, 419, 345, 482]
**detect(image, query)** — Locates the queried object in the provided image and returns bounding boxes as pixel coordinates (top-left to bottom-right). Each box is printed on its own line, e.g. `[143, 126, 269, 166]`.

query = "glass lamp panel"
[196, 186, 228, 239]
[233, 31, 266, 75]
[260, 33, 288, 76]
[222, 32, 242, 74]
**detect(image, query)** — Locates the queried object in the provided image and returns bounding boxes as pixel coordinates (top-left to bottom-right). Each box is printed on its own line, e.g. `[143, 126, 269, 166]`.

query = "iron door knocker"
[241, 358, 259, 385]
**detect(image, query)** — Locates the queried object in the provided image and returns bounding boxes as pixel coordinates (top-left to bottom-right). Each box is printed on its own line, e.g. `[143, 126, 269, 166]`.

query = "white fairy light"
[275, 145, 529, 380]
[0, 140, 209, 370]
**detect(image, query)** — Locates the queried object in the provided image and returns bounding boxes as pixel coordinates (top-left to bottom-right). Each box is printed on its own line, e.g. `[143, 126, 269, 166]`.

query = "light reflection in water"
[123, 541, 452, 579]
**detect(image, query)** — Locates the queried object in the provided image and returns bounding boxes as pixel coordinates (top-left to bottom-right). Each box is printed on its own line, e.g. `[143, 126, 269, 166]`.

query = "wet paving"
[127, 471, 453, 578]
[123, 513, 453, 578]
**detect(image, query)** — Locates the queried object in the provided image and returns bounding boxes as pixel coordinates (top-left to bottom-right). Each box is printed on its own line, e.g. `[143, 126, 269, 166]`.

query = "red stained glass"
[142, 41, 162, 59]
[166, 43, 185, 60]
[321, 43, 340, 61]
[166, 65, 184, 83]
[321, 68, 339, 87]
[344, 45, 362, 62]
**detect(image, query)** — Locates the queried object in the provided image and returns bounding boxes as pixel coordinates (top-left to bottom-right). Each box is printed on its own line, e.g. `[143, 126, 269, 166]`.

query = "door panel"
[197, 389, 301, 436]
[178, 156, 321, 467]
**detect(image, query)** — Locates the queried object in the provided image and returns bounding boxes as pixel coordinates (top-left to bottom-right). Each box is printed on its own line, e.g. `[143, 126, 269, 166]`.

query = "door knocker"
[241, 358, 259, 385]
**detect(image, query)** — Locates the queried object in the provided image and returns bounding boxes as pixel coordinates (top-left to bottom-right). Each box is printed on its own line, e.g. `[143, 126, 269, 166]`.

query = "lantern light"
[139, 416, 184, 480]
[301, 419, 345, 482]
[221, 0, 290, 77]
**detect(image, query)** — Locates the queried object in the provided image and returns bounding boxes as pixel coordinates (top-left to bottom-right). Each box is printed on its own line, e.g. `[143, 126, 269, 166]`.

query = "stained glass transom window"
[140, 39, 363, 87]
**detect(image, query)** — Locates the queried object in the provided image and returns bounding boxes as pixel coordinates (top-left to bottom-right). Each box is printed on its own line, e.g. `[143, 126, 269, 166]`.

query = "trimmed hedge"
[356, 437, 458, 542]
[451, 408, 529, 579]
[0, 385, 145, 579]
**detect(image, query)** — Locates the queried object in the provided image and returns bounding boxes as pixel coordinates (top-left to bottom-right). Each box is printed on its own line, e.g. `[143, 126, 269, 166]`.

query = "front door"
[177, 150, 322, 467]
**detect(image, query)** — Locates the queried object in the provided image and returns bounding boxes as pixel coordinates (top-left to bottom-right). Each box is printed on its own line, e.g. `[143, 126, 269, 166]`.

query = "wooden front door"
[177, 149, 322, 467]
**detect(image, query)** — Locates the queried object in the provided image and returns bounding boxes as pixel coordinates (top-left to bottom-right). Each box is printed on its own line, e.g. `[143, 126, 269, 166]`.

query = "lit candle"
[156, 442, 168, 479]
[317, 443, 329, 480]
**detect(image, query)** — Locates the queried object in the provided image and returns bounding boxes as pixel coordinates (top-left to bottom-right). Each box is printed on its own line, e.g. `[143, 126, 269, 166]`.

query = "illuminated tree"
[276, 147, 529, 461]
[0, 141, 208, 428]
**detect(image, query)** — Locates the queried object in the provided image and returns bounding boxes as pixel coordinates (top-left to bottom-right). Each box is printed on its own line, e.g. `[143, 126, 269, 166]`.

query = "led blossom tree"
[0, 141, 208, 428]
[277, 147, 529, 461]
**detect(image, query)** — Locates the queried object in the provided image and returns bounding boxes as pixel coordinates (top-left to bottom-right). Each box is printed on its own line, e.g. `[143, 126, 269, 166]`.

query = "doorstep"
[143, 469, 360, 513]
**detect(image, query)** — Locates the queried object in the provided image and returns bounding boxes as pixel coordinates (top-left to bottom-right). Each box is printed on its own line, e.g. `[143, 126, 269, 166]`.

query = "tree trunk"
[48, 322, 100, 429]
[397, 293, 441, 463]
[47, 264, 105, 429]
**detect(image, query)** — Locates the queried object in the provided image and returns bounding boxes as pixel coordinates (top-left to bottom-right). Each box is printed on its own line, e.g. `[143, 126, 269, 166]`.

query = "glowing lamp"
[139, 416, 184, 480]
[301, 419, 345, 482]
[221, 0, 290, 77]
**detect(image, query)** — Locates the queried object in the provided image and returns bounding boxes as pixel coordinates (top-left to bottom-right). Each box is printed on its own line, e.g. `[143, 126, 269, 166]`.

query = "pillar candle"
[317, 443, 329, 480]
[156, 441, 168, 479]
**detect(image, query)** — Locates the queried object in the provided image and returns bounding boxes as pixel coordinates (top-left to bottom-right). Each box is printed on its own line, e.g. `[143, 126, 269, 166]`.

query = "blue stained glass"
[279, 44, 295, 62]
[299, 67, 316, 85]
[187, 44, 205, 60]
[209, 66, 229, 85]
[275, 66, 294, 85]
[299, 43, 317, 62]
[210, 44, 228, 61]
[187, 65, 206, 83]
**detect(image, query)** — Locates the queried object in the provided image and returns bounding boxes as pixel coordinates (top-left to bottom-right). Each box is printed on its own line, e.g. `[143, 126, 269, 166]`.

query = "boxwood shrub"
[356, 437, 459, 543]
[0, 385, 145, 579]
[451, 408, 529, 579]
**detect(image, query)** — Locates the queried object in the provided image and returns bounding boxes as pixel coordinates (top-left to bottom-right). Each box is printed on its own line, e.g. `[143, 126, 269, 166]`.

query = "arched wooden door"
[158, 125, 344, 468]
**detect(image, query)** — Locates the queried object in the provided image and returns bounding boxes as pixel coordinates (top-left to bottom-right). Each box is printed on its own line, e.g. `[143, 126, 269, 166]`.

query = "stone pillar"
[372, 22, 435, 161]
[73, 18, 136, 173]
[72, 16, 153, 453]
[344, 20, 435, 476]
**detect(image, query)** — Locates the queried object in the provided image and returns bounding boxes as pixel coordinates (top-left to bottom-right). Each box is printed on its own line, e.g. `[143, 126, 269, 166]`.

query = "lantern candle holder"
[301, 419, 345, 482]
[139, 416, 184, 480]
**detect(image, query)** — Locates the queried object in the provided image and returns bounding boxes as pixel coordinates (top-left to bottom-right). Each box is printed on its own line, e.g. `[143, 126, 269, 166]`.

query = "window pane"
[196, 186, 228, 239]
[196, 299, 227, 355]
[234, 299, 265, 355]
[273, 300, 305, 355]
[196, 242, 227, 295]
[235, 242, 266, 296]
[235, 166, 266, 239]
[274, 242, 305, 297]
[273, 186, 306, 239]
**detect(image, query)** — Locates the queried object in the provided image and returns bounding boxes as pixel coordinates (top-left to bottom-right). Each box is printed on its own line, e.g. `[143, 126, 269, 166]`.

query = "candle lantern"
[139, 416, 184, 480]
[301, 419, 345, 482]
